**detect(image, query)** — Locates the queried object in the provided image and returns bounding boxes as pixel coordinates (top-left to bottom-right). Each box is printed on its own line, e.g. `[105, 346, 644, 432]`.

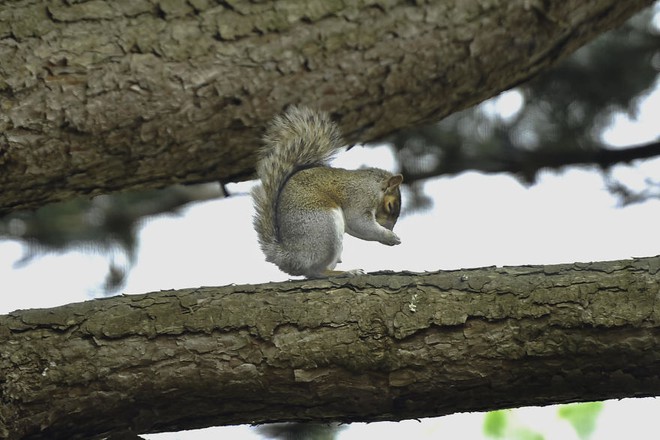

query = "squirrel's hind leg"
[319, 269, 365, 278]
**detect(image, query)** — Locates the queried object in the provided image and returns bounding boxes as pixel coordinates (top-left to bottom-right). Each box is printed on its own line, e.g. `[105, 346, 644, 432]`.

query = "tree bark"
[1, 256, 659, 439]
[0, 0, 653, 215]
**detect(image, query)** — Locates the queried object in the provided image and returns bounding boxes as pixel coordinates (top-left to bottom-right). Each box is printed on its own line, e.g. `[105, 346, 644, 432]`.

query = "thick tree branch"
[1, 256, 659, 439]
[0, 0, 654, 214]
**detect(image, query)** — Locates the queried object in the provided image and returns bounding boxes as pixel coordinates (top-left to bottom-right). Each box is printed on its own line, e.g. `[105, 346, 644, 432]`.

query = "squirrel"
[252, 106, 403, 278]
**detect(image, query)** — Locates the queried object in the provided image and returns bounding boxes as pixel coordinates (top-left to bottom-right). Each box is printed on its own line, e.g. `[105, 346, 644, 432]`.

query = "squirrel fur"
[252, 106, 403, 278]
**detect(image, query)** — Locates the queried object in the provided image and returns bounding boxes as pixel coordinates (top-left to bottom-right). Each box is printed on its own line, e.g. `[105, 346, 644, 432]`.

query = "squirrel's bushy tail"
[252, 106, 344, 252]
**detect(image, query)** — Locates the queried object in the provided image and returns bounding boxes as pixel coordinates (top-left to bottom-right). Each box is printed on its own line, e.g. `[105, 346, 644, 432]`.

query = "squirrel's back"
[252, 106, 344, 255]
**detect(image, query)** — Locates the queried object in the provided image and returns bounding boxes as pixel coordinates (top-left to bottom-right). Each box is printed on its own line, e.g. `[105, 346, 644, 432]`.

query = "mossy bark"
[1, 256, 659, 439]
[0, 0, 654, 214]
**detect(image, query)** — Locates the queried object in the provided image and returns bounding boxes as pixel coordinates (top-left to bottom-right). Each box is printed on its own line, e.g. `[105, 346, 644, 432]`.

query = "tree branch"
[400, 140, 660, 184]
[0, 0, 654, 214]
[2, 256, 659, 439]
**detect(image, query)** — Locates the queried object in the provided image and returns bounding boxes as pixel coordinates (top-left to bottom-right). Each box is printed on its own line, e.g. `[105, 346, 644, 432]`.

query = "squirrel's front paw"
[381, 231, 401, 246]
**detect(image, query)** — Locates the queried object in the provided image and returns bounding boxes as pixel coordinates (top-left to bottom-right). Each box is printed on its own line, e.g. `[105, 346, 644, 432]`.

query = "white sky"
[1, 84, 660, 440]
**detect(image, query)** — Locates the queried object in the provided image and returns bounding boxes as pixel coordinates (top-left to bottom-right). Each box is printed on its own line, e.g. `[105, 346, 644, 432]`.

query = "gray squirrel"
[252, 106, 403, 278]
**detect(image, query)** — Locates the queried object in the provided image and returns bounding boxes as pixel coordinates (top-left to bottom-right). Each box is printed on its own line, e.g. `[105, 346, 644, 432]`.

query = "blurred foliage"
[605, 172, 660, 205]
[0, 184, 223, 293]
[483, 409, 545, 440]
[483, 402, 604, 440]
[1, 4, 659, 291]
[388, 5, 660, 211]
[484, 409, 509, 438]
[558, 402, 604, 440]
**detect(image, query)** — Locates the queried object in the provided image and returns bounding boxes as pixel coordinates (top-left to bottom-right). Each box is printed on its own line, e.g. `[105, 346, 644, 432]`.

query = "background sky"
[1, 85, 659, 438]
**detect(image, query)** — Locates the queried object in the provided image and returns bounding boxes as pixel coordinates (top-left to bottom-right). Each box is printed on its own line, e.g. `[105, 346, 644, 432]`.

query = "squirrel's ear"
[388, 174, 403, 188]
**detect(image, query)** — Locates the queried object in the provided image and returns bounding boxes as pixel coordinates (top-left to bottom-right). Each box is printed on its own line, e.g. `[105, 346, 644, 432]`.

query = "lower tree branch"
[1, 256, 660, 439]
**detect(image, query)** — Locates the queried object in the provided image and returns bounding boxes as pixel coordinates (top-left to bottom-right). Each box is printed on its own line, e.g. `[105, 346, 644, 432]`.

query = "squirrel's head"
[375, 174, 403, 231]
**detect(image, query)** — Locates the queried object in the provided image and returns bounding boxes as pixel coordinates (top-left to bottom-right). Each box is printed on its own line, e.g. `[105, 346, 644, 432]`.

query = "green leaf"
[484, 410, 509, 438]
[514, 427, 545, 440]
[558, 402, 604, 440]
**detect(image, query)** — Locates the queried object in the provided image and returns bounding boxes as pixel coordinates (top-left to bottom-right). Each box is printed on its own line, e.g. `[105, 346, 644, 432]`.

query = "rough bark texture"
[0, 0, 653, 215]
[1, 256, 659, 439]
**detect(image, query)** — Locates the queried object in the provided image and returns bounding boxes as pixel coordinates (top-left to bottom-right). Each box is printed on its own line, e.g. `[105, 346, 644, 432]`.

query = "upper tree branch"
[0, 0, 654, 215]
[1, 256, 659, 439]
